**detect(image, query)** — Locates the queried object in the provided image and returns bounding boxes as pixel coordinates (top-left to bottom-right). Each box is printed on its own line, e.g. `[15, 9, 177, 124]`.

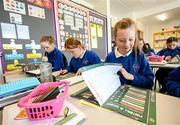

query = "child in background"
[155, 37, 180, 93]
[166, 66, 180, 98]
[105, 18, 154, 89]
[60, 37, 101, 75]
[157, 37, 180, 62]
[40, 36, 67, 72]
[139, 39, 155, 56]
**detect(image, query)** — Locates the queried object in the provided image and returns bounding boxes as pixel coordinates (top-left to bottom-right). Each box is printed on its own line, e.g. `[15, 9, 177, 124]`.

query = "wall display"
[153, 30, 180, 49]
[0, 0, 54, 71]
[89, 11, 107, 59]
[27, 0, 52, 9]
[28, 5, 45, 19]
[54, 0, 89, 50]
[3, 0, 26, 15]
[1, 23, 17, 39]
[16, 25, 30, 39]
[9, 13, 22, 24]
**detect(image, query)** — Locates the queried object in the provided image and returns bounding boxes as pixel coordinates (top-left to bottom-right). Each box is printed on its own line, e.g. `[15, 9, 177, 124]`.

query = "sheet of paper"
[10, 13, 22, 24]
[80, 63, 122, 106]
[2, 101, 86, 125]
[97, 24, 103, 37]
[3, 0, 26, 15]
[91, 36, 97, 48]
[16, 25, 30, 39]
[1, 23, 17, 39]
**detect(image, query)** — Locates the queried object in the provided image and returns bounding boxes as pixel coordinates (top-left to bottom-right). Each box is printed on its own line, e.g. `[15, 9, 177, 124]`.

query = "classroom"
[0, 0, 180, 125]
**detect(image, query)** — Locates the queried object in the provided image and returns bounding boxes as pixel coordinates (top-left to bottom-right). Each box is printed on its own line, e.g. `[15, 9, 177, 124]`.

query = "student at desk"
[155, 37, 180, 93]
[105, 18, 154, 89]
[166, 66, 180, 97]
[40, 36, 67, 72]
[139, 39, 155, 56]
[60, 37, 101, 75]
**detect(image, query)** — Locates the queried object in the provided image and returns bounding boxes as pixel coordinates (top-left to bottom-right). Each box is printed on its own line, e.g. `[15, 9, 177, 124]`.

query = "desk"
[150, 63, 180, 90]
[150, 63, 180, 69]
[1, 82, 180, 125]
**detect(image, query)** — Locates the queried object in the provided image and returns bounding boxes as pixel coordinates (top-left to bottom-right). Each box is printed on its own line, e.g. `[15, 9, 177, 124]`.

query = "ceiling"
[74, 0, 180, 24]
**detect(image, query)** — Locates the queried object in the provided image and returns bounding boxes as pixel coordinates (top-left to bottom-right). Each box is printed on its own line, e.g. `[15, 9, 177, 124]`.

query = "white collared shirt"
[79, 50, 86, 59]
[114, 47, 132, 58]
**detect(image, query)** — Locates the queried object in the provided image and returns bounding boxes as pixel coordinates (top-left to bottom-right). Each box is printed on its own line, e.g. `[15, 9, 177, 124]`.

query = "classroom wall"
[139, 18, 180, 51]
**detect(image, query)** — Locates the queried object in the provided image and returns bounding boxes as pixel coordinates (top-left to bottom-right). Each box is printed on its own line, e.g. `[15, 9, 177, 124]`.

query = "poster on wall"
[1, 23, 17, 39]
[16, 25, 30, 39]
[54, 0, 89, 50]
[9, 13, 22, 24]
[28, 5, 45, 19]
[3, 0, 26, 15]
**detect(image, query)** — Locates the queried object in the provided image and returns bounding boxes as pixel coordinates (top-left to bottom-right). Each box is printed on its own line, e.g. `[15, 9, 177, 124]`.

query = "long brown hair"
[114, 18, 140, 56]
[65, 37, 84, 49]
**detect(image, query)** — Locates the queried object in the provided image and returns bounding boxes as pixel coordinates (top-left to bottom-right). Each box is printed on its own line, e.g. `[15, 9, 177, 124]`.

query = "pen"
[53, 113, 77, 125]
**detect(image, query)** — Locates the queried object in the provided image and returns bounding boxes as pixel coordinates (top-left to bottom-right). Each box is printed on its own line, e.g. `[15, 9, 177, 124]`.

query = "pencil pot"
[18, 81, 69, 120]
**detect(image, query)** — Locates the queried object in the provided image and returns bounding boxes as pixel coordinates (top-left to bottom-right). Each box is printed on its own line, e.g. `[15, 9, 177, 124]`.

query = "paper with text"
[81, 63, 122, 106]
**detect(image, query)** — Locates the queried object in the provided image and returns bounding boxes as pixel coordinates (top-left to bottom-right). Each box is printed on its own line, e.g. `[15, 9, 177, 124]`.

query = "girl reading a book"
[105, 18, 154, 89]
[60, 37, 101, 75]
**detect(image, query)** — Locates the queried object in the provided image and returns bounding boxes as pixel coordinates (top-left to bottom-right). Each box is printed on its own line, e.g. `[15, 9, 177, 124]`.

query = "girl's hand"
[59, 69, 68, 75]
[42, 56, 48, 62]
[76, 70, 81, 75]
[165, 56, 172, 62]
[120, 68, 134, 80]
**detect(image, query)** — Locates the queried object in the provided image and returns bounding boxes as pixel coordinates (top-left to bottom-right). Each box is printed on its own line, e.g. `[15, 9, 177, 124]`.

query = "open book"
[3, 101, 86, 125]
[72, 63, 156, 125]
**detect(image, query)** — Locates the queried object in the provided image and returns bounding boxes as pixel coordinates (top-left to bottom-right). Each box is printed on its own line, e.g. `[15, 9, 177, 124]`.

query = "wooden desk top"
[1, 76, 180, 125]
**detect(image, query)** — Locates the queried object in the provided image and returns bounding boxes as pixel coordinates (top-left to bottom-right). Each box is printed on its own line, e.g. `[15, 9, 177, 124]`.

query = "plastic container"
[40, 62, 52, 76]
[147, 55, 164, 62]
[18, 81, 69, 120]
[39, 62, 52, 82]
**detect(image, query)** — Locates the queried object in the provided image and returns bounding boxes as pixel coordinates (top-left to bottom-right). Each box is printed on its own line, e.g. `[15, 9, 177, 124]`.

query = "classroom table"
[1, 80, 180, 125]
[149, 63, 180, 90]
[150, 63, 180, 69]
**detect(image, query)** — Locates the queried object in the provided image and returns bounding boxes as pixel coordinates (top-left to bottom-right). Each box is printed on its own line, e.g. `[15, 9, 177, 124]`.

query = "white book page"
[81, 64, 122, 106]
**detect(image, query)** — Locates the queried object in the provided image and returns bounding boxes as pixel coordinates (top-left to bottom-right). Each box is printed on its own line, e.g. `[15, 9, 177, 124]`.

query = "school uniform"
[47, 47, 65, 72]
[143, 49, 155, 56]
[105, 48, 154, 89]
[155, 46, 180, 93]
[157, 46, 180, 57]
[166, 66, 180, 97]
[67, 50, 101, 73]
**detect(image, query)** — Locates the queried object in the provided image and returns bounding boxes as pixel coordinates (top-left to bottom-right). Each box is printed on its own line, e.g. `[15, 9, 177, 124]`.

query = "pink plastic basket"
[18, 81, 69, 120]
[147, 55, 164, 62]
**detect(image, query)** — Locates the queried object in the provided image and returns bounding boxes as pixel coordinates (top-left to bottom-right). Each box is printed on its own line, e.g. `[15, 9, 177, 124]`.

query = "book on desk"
[71, 63, 156, 125]
[0, 77, 40, 108]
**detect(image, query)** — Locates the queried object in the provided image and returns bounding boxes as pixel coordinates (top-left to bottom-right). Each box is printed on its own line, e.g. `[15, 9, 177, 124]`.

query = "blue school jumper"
[157, 46, 180, 58]
[105, 51, 154, 89]
[143, 49, 155, 56]
[67, 50, 101, 73]
[47, 47, 65, 72]
[166, 66, 180, 97]
[156, 46, 180, 93]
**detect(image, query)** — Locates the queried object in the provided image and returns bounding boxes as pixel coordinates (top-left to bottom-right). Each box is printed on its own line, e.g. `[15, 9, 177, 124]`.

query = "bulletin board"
[54, 0, 108, 60]
[89, 11, 107, 60]
[54, 0, 89, 51]
[0, 0, 55, 71]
